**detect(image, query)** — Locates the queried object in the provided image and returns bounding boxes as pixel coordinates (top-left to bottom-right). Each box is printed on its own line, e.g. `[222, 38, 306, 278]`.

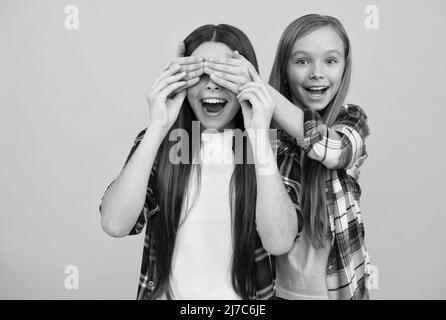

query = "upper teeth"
[308, 87, 327, 91]
[202, 98, 226, 104]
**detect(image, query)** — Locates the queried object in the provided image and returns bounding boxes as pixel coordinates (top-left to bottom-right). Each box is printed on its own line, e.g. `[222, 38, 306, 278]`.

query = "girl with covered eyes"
[99, 24, 303, 300]
[204, 15, 371, 300]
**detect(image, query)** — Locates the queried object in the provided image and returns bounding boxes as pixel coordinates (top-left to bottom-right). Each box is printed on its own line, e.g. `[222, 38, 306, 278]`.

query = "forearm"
[301, 108, 367, 170]
[267, 84, 304, 140]
[248, 129, 298, 255]
[100, 126, 165, 237]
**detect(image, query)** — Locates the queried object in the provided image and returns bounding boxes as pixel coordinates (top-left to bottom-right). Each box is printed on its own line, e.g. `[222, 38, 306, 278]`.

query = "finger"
[203, 61, 239, 75]
[239, 82, 264, 93]
[232, 51, 255, 69]
[185, 68, 204, 80]
[238, 90, 262, 110]
[233, 51, 252, 66]
[159, 81, 187, 99]
[247, 65, 262, 83]
[153, 64, 182, 89]
[240, 100, 253, 122]
[233, 52, 259, 77]
[172, 56, 203, 65]
[238, 88, 265, 109]
[176, 42, 185, 57]
[154, 71, 186, 93]
[158, 63, 182, 79]
[204, 68, 243, 84]
[171, 77, 200, 95]
[209, 74, 239, 93]
[239, 82, 271, 104]
[206, 57, 242, 67]
[180, 62, 204, 73]
[183, 76, 200, 88]
[161, 61, 172, 71]
[158, 62, 181, 76]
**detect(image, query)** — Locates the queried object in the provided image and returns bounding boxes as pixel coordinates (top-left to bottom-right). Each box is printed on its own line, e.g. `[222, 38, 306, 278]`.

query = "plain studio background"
[1, 0, 445, 299]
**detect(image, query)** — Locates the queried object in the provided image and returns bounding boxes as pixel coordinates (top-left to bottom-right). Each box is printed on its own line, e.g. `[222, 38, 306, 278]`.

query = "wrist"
[247, 128, 270, 142]
[147, 123, 169, 144]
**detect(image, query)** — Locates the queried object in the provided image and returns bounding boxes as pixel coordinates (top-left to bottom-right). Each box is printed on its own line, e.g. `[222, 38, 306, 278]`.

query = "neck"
[200, 122, 235, 133]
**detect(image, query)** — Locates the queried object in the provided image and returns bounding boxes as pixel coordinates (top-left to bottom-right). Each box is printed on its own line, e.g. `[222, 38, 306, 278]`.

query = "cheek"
[329, 64, 345, 87]
[226, 96, 240, 114]
[186, 86, 200, 105]
[286, 65, 306, 87]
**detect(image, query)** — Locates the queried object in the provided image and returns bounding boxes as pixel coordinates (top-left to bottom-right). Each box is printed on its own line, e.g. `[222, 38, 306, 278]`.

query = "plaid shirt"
[100, 128, 303, 300]
[289, 103, 371, 300]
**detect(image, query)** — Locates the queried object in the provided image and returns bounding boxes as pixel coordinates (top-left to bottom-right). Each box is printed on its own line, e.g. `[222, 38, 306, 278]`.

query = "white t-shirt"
[275, 228, 332, 300]
[169, 129, 240, 299]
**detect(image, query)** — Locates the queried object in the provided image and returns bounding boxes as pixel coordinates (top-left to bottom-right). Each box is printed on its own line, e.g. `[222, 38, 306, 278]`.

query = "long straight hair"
[269, 15, 352, 248]
[150, 24, 260, 299]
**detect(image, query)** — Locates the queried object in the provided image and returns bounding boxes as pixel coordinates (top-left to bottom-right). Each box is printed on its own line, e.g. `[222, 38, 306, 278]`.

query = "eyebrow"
[291, 49, 343, 56]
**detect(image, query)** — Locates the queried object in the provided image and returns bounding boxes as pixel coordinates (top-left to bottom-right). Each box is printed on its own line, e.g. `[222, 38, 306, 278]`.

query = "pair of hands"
[146, 43, 275, 136]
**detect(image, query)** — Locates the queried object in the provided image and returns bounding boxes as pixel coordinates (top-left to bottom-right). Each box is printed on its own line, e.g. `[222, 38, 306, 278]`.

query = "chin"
[198, 118, 229, 131]
[304, 101, 327, 112]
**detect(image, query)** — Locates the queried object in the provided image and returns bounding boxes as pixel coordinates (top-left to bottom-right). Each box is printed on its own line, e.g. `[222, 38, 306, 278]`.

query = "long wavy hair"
[269, 15, 352, 248]
[150, 24, 260, 299]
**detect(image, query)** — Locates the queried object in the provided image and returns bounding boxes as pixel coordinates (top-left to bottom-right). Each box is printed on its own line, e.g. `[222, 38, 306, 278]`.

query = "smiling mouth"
[304, 86, 329, 96]
[200, 98, 228, 115]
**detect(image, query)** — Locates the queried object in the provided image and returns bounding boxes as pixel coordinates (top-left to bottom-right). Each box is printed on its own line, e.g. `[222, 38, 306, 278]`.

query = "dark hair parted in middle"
[150, 24, 261, 300]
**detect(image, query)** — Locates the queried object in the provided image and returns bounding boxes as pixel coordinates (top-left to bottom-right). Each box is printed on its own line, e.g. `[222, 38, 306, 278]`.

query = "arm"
[266, 84, 305, 140]
[248, 129, 298, 255]
[299, 105, 370, 170]
[99, 127, 164, 237]
[204, 54, 368, 171]
[238, 68, 299, 255]
[99, 62, 189, 237]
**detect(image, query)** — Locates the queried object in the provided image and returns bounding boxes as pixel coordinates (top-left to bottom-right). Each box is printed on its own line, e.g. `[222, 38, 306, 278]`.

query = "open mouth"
[200, 97, 228, 116]
[304, 86, 329, 98]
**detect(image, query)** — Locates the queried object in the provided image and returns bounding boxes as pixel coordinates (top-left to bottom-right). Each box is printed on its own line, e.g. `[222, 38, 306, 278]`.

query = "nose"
[204, 76, 221, 91]
[309, 62, 324, 80]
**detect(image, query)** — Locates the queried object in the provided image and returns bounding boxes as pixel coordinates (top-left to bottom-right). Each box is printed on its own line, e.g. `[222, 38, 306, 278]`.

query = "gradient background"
[1, 0, 445, 299]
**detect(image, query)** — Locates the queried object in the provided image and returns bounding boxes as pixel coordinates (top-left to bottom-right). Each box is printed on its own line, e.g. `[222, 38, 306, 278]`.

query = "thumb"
[240, 100, 252, 121]
[176, 42, 186, 57]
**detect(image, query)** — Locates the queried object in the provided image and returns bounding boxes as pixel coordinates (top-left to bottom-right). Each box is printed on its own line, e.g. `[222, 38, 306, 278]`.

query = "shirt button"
[148, 281, 154, 287]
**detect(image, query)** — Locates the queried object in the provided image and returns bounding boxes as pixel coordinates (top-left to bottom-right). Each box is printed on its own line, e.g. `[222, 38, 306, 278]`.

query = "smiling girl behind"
[202, 15, 371, 300]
